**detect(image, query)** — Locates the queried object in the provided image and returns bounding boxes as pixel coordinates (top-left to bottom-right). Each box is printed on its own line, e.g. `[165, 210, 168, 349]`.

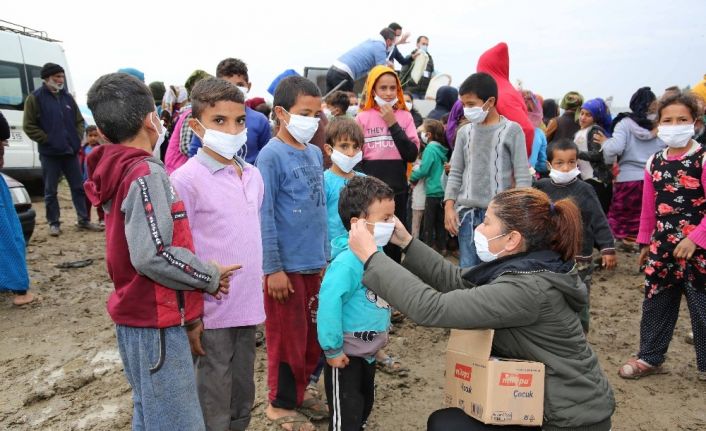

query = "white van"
[0, 20, 76, 183]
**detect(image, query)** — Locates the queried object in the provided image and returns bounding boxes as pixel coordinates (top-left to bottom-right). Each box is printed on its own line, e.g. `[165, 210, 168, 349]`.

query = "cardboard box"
[444, 329, 545, 427]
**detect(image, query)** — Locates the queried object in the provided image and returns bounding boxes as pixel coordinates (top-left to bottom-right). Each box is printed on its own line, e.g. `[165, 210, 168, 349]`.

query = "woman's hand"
[349, 219, 379, 263]
[390, 216, 413, 249]
[674, 237, 697, 260]
[593, 130, 608, 145]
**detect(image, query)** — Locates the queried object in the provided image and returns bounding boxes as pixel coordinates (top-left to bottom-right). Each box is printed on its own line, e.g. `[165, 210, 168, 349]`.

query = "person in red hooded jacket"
[476, 42, 534, 156]
[84, 73, 239, 430]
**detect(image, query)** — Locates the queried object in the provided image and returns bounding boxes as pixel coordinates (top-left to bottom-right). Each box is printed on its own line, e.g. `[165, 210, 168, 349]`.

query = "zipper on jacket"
[177, 291, 186, 326]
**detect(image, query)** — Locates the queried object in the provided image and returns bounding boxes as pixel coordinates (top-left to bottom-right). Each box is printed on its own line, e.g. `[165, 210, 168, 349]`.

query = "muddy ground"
[1, 184, 704, 430]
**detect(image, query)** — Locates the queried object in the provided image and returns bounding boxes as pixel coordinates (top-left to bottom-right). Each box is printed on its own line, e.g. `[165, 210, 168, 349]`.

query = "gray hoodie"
[363, 240, 614, 431]
[602, 117, 665, 182]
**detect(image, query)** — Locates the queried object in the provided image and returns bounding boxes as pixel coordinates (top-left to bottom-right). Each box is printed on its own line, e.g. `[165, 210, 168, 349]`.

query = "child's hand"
[186, 320, 205, 356]
[674, 237, 697, 260]
[638, 246, 649, 268]
[327, 353, 350, 369]
[212, 263, 242, 299]
[380, 105, 397, 127]
[266, 271, 295, 303]
[601, 254, 617, 270]
[444, 203, 460, 236]
[390, 216, 413, 249]
[444, 162, 451, 174]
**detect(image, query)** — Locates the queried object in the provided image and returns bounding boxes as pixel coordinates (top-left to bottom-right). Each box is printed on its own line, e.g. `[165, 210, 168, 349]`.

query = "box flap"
[447, 329, 494, 359]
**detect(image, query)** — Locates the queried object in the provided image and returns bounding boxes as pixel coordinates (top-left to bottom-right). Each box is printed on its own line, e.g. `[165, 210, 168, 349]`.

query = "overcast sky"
[7, 0, 705, 110]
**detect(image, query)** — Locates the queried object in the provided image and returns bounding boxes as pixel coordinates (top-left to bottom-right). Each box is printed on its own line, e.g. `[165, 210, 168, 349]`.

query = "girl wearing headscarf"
[546, 91, 583, 143]
[356, 65, 420, 263]
[596, 87, 665, 246]
[542, 98, 560, 127]
[523, 90, 549, 176]
[575, 98, 613, 214]
[444, 100, 466, 151]
[427, 86, 458, 121]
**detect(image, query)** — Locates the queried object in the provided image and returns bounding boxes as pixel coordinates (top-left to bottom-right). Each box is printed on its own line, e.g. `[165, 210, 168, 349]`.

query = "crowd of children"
[12, 40, 702, 430]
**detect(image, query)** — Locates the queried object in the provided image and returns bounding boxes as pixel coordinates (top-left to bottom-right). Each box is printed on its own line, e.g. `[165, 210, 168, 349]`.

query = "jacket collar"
[461, 249, 574, 286]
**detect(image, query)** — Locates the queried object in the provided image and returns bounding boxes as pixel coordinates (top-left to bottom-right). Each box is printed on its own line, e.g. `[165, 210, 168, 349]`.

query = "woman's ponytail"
[548, 198, 583, 261]
[491, 188, 583, 262]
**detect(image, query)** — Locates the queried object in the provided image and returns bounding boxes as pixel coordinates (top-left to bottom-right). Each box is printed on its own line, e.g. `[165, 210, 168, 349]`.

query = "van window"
[0, 61, 26, 110]
[27, 65, 44, 92]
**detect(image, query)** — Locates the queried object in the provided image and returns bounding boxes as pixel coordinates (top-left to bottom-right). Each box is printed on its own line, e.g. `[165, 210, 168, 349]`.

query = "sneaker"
[76, 221, 105, 232]
[49, 224, 61, 237]
[99, 220, 105, 227]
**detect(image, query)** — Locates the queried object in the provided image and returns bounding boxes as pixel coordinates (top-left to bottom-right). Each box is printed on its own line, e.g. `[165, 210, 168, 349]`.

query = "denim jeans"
[458, 208, 486, 269]
[116, 325, 205, 431]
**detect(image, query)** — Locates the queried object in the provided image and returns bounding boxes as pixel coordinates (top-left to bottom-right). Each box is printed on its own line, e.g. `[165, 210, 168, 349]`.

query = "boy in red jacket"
[84, 73, 238, 430]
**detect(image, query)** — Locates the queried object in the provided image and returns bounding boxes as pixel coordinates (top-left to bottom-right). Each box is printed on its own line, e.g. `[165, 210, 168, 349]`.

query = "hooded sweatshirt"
[317, 235, 390, 362]
[601, 117, 665, 182]
[427, 86, 458, 120]
[410, 141, 448, 197]
[477, 42, 534, 156]
[84, 144, 220, 328]
[363, 241, 615, 431]
[356, 66, 420, 193]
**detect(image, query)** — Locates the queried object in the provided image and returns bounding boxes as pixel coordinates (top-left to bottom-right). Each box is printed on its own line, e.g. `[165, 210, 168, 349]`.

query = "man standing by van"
[23, 62, 102, 236]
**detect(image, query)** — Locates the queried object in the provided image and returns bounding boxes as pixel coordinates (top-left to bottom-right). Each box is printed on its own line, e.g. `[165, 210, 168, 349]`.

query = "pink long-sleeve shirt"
[164, 108, 191, 175]
[637, 144, 706, 249]
[170, 150, 265, 329]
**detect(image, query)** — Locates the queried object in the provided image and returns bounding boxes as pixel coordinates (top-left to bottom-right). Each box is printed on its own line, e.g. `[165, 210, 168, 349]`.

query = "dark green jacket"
[363, 239, 614, 431]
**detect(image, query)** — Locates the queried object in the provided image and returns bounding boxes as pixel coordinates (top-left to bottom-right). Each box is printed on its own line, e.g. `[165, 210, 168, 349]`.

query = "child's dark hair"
[216, 58, 249, 81]
[491, 188, 582, 261]
[190, 78, 244, 119]
[325, 118, 364, 147]
[657, 91, 702, 122]
[254, 102, 271, 120]
[326, 91, 350, 114]
[338, 176, 394, 230]
[422, 119, 447, 148]
[459, 72, 498, 102]
[273, 76, 321, 112]
[86, 125, 98, 133]
[87, 73, 155, 143]
[546, 138, 579, 162]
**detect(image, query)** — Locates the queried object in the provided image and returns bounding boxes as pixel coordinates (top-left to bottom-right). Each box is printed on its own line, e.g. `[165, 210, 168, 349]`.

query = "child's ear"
[350, 217, 359, 226]
[546, 161, 552, 171]
[188, 118, 204, 138]
[324, 144, 334, 156]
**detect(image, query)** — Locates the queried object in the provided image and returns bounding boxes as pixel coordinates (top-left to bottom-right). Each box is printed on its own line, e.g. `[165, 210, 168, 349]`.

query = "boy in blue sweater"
[318, 176, 394, 431]
[257, 76, 330, 430]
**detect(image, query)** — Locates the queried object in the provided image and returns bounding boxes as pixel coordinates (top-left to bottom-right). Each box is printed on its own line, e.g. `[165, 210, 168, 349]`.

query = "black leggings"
[422, 197, 446, 251]
[427, 408, 541, 431]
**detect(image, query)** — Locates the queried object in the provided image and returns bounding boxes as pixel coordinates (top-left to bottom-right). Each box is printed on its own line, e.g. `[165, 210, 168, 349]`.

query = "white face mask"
[657, 124, 695, 148]
[419, 45, 428, 53]
[150, 113, 166, 153]
[374, 94, 398, 108]
[346, 105, 359, 117]
[473, 228, 507, 262]
[464, 106, 489, 124]
[405, 101, 413, 111]
[367, 220, 396, 247]
[283, 109, 320, 144]
[421, 132, 429, 144]
[324, 108, 333, 118]
[194, 120, 247, 159]
[549, 167, 580, 184]
[236, 86, 249, 98]
[330, 149, 362, 173]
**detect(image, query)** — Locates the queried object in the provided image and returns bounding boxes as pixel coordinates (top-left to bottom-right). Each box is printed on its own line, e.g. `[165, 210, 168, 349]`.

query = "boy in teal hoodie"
[317, 176, 394, 431]
[410, 119, 449, 254]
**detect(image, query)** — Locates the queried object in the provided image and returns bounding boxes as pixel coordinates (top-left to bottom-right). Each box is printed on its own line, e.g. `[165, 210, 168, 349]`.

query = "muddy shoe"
[76, 221, 105, 232]
[49, 224, 61, 237]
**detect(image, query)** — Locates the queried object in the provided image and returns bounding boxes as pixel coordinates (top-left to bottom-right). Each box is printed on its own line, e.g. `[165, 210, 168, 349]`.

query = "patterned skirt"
[608, 180, 643, 239]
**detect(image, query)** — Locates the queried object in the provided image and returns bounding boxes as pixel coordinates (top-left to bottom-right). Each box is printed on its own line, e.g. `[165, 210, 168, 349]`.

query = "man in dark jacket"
[22, 62, 102, 236]
[401, 36, 435, 99]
